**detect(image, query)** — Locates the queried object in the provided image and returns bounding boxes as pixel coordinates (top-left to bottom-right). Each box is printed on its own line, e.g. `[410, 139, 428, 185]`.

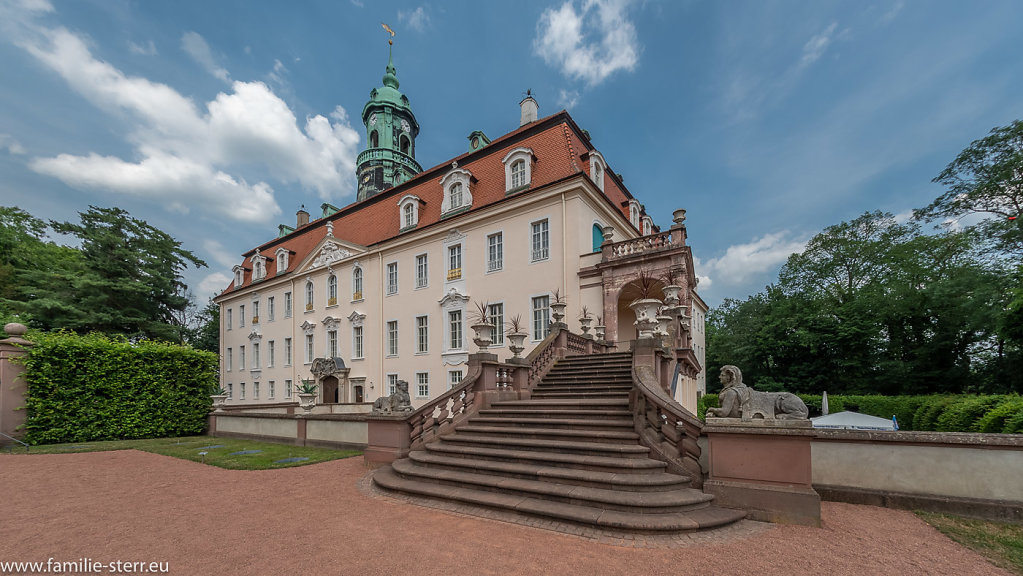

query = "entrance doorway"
[353, 385, 364, 403]
[321, 376, 339, 403]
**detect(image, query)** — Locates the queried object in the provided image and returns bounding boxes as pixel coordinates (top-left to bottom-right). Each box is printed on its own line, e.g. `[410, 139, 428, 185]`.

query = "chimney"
[519, 93, 538, 126]
[296, 206, 310, 228]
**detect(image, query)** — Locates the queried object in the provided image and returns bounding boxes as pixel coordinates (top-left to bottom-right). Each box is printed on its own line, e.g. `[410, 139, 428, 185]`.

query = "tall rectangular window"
[253, 382, 260, 400]
[388, 374, 399, 396]
[487, 232, 503, 272]
[268, 380, 275, 399]
[449, 310, 463, 350]
[239, 345, 245, 370]
[415, 254, 428, 288]
[304, 282, 314, 310]
[285, 337, 292, 366]
[268, 340, 275, 367]
[268, 296, 275, 322]
[387, 262, 398, 294]
[416, 315, 428, 353]
[449, 370, 463, 389]
[488, 303, 505, 345]
[305, 334, 314, 363]
[226, 308, 233, 330]
[531, 219, 549, 261]
[252, 343, 260, 369]
[227, 383, 233, 399]
[239, 304, 246, 326]
[284, 292, 293, 318]
[285, 379, 292, 399]
[252, 301, 259, 323]
[328, 330, 338, 358]
[447, 245, 462, 280]
[226, 348, 233, 371]
[240, 383, 246, 400]
[416, 372, 429, 398]
[532, 295, 550, 340]
[387, 320, 398, 356]
[352, 326, 364, 359]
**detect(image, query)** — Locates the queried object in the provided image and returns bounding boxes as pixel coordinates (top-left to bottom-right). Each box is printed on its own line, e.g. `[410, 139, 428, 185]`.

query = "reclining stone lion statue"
[706, 365, 808, 420]
[372, 379, 413, 414]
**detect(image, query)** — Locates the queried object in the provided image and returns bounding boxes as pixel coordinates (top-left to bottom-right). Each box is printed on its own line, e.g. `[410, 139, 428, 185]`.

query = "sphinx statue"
[372, 379, 413, 414]
[706, 365, 808, 420]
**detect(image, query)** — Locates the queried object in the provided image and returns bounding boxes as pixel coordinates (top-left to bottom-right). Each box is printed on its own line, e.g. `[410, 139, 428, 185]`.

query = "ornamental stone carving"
[311, 241, 353, 269]
[322, 316, 340, 331]
[348, 310, 366, 327]
[301, 320, 317, 335]
[438, 287, 470, 309]
[247, 328, 261, 342]
[706, 365, 809, 421]
[371, 379, 412, 414]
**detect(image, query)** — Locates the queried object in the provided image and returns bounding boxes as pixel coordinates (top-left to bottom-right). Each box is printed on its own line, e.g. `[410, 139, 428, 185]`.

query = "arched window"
[305, 281, 314, 311]
[592, 224, 605, 252]
[449, 183, 463, 209]
[369, 130, 379, 148]
[511, 160, 526, 188]
[400, 136, 410, 155]
[327, 274, 337, 305]
[403, 203, 414, 228]
[352, 267, 363, 300]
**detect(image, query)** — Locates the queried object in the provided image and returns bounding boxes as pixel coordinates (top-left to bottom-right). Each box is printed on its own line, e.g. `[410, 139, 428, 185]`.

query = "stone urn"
[630, 298, 662, 339]
[550, 302, 567, 323]
[471, 323, 495, 350]
[579, 315, 593, 338]
[210, 394, 228, 413]
[655, 314, 673, 338]
[297, 393, 316, 415]
[507, 331, 528, 358]
[594, 324, 606, 341]
[662, 284, 683, 307]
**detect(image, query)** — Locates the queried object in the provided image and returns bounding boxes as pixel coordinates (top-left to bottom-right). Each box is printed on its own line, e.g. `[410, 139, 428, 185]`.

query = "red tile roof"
[218, 110, 638, 296]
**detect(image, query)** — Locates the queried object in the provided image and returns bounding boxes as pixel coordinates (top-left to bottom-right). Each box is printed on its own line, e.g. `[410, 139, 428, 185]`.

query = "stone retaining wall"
[211, 412, 368, 451]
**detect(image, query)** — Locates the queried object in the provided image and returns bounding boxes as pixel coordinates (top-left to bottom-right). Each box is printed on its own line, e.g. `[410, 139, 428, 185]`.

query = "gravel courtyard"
[0, 450, 1009, 576]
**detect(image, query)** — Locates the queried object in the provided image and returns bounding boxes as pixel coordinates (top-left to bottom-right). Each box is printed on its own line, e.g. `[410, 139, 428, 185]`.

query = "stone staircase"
[373, 351, 746, 531]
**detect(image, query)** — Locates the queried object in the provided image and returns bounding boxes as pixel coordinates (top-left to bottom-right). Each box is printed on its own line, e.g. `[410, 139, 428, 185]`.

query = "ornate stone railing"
[631, 362, 704, 488]
[604, 230, 678, 261]
[525, 328, 564, 387]
[408, 363, 483, 451]
[566, 332, 589, 354]
[355, 147, 423, 172]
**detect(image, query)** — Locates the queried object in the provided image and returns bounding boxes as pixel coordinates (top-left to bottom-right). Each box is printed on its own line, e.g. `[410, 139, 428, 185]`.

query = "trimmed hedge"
[18, 331, 218, 444]
[697, 392, 1022, 433]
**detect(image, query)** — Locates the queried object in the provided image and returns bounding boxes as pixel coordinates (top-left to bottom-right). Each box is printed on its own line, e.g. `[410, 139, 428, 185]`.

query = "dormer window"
[397, 194, 422, 232]
[233, 265, 244, 288]
[629, 199, 641, 229]
[250, 251, 266, 282]
[502, 147, 534, 193]
[641, 215, 653, 236]
[439, 167, 474, 216]
[275, 247, 289, 275]
[589, 151, 607, 192]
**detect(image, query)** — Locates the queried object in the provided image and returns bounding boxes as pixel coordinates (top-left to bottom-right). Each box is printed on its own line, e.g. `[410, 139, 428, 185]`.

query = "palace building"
[214, 47, 707, 412]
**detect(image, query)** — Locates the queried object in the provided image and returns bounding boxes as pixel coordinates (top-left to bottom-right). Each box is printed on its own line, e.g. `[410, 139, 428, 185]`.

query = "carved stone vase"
[471, 323, 495, 350]
[210, 394, 228, 413]
[507, 331, 527, 358]
[662, 284, 683, 307]
[655, 314, 673, 338]
[578, 316, 593, 338]
[297, 393, 316, 415]
[630, 298, 662, 338]
[594, 325, 606, 341]
[550, 302, 567, 323]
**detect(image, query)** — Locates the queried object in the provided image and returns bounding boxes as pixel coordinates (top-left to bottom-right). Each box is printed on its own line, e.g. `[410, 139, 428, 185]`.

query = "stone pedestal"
[0, 324, 32, 445]
[363, 415, 411, 468]
[703, 418, 820, 526]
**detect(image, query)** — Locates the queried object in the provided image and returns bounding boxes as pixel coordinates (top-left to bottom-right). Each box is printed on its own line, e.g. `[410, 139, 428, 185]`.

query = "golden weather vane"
[381, 23, 395, 45]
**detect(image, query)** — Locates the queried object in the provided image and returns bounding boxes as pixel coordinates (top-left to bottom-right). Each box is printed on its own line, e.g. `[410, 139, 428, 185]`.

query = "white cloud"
[203, 239, 239, 269]
[534, 0, 640, 88]
[198, 272, 232, 299]
[699, 232, 807, 288]
[398, 6, 430, 32]
[350, 0, 364, 7]
[0, 133, 26, 154]
[181, 31, 230, 83]
[558, 89, 579, 110]
[878, 0, 904, 25]
[892, 209, 914, 224]
[799, 22, 837, 68]
[128, 39, 157, 56]
[9, 16, 361, 222]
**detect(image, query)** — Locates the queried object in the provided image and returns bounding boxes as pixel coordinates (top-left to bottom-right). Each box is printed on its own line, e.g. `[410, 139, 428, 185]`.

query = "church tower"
[356, 40, 421, 201]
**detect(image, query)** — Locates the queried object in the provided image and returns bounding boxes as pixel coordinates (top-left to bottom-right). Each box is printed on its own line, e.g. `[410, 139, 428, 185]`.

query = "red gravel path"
[0, 450, 1009, 576]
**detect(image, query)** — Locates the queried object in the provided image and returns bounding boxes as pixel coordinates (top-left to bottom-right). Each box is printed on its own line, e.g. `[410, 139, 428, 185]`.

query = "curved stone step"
[425, 442, 667, 473]
[374, 467, 747, 532]
[492, 398, 629, 408]
[530, 391, 631, 399]
[455, 424, 639, 443]
[407, 450, 692, 491]
[478, 408, 633, 419]
[469, 416, 634, 429]
[390, 458, 712, 513]
[442, 433, 650, 458]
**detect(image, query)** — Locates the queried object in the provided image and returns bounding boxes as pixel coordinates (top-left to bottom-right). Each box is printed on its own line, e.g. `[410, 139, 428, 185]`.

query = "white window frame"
[439, 168, 473, 216]
[267, 296, 275, 322]
[397, 194, 422, 230]
[327, 273, 338, 306]
[386, 320, 399, 357]
[304, 280, 314, 312]
[352, 265, 364, 301]
[252, 300, 259, 324]
[628, 199, 641, 230]
[285, 379, 292, 399]
[253, 381, 260, 400]
[589, 150, 606, 192]
[250, 252, 266, 281]
[227, 383, 233, 399]
[530, 218, 550, 263]
[284, 337, 292, 366]
[386, 261, 398, 295]
[226, 308, 232, 330]
[416, 372, 430, 399]
[352, 326, 364, 359]
[268, 340, 275, 368]
[252, 342, 260, 369]
[284, 292, 293, 318]
[233, 266, 244, 288]
[275, 247, 289, 276]
[487, 231, 503, 273]
[239, 345, 245, 369]
[531, 294, 550, 341]
[447, 244, 462, 281]
[415, 253, 429, 289]
[226, 348, 233, 371]
[268, 380, 275, 399]
[387, 373, 399, 396]
[448, 309, 464, 351]
[327, 329, 338, 358]
[501, 147, 534, 192]
[641, 215, 653, 236]
[488, 302, 505, 346]
[239, 383, 246, 400]
[415, 315, 429, 354]
[304, 334, 314, 364]
[449, 370, 463, 389]
[239, 304, 245, 327]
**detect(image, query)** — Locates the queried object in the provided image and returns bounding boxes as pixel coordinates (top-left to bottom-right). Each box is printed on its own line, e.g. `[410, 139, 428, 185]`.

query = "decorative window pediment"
[438, 287, 470, 309]
[589, 150, 607, 192]
[440, 167, 474, 216]
[311, 241, 353, 269]
[641, 215, 653, 236]
[233, 265, 245, 288]
[398, 194, 423, 231]
[502, 147, 534, 193]
[247, 328, 262, 342]
[322, 315, 340, 331]
[347, 310, 366, 327]
[301, 320, 317, 335]
[274, 247, 290, 275]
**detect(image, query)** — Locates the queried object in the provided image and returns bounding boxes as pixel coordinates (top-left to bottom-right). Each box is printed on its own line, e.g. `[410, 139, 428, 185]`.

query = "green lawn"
[10, 436, 361, 470]
[917, 512, 1023, 575]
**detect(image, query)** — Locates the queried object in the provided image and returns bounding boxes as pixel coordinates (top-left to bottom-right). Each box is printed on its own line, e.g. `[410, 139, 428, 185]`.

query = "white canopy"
[811, 411, 896, 431]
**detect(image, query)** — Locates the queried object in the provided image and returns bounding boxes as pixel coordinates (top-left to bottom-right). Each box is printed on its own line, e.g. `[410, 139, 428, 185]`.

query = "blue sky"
[1, 0, 1021, 308]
